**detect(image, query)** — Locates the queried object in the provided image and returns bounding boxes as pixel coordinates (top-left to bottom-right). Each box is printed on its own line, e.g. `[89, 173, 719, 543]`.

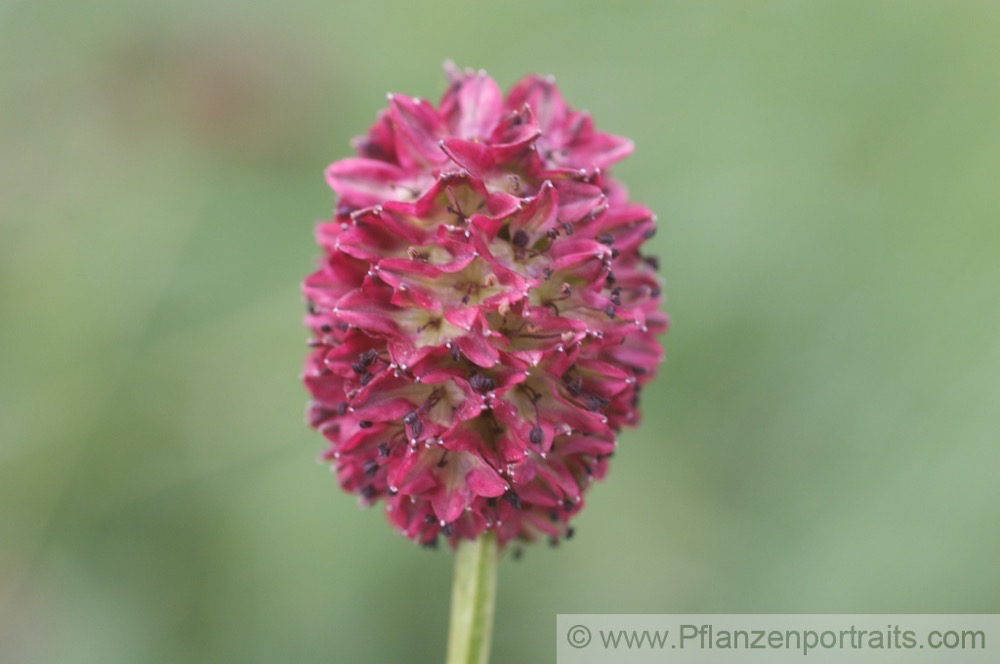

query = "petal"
[325, 158, 409, 207]
[505, 74, 567, 134]
[454, 329, 500, 368]
[389, 447, 439, 495]
[303, 252, 369, 308]
[572, 131, 633, 170]
[507, 180, 559, 239]
[388, 93, 448, 168]
[431, 450, 507, 522]
[553, 179, 607, 226]
[439, 138, 495, 177]
[334, 286, 402, 337]
[441, 68, 503, 140]
[351, 109, 398, 163]
[327, 210, 424, 262]
[489, 104, 542, 151]
[562, 111, 634, 169]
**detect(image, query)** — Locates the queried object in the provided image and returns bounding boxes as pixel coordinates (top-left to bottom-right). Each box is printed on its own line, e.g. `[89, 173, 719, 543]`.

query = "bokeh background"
[2, 1, 999, 662]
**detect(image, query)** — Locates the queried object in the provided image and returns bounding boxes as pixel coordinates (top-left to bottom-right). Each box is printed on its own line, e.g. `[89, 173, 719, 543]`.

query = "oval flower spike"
[303, 64, 667, 549]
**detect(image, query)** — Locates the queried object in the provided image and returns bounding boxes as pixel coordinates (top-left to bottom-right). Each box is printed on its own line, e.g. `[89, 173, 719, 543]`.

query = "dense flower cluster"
[303, 65, 666, 548]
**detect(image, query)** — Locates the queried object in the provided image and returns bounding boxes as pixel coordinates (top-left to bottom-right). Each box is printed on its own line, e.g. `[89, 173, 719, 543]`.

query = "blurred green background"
[2, 0, 999, 662]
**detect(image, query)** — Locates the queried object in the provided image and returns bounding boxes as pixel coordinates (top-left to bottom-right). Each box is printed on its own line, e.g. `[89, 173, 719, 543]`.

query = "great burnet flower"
[303, 64, 666, 549]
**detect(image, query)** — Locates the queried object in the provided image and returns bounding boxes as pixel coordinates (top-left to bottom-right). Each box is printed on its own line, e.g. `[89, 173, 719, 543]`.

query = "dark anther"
[650, 286, 661, 297]
[470, 373, 494, 393]
[320, 324, 333, 333]
[306, 301, 318, 315]
[605, 272, 616, 286]
[529, 427, 543, 445]
[360, 349, 378, 364]
[440, 523, 453, 537]
[583, 462, 593, 476]
[436, 456, 448, 468]
[586, 394, 609, 411]
[549, 508, 560, 522]
[643, 226, 656, 239]
[423, 514, 436, 524]
[337, 402, 348, 416]
[410, 420, 423, 437]
[605, 305, 616, 319]
[644, 255, 660, 271]
[486, 497, 498, 507]
[610, 248, 620, 259]
[363, 459, 378, 477]
[352, 361, 368, 375]
[360, 372, 374, 386]
[562, 498, 574, 512]
[560, 222, 574, 235]
[598, 233, 614, 245]
[461, 294, 471, 304]
[565, 378, 583, 397]
[543, 266, 554, 279]
[403, 410, 418, 425]
[358, 420, 373, 429]
[450, 345, 461, 362]
[378, 443, 390, 457]
[610, 290, 622, 307]
[566, 527, 575, 540]
[360, 485, 376, 499]
[512, 229, 529, 248]
[502, 490, 522, 510]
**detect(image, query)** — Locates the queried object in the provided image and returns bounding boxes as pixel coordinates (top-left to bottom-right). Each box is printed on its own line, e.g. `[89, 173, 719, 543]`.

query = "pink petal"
[439, 138, 495, 177]
[454, 329, 500, 368]
[506, 74, 568, 134]
[325, 158, 408, 207]
[388, 93, 449, 168]
[442, 69, 503, 140]
[334, 287, 402, 337]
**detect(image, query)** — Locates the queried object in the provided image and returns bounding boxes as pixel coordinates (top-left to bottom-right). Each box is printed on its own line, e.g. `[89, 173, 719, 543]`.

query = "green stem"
[446, 532, 499, 664]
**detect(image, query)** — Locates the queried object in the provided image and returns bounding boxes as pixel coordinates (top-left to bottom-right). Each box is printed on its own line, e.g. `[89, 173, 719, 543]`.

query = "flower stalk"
[446, 532, 499, 664]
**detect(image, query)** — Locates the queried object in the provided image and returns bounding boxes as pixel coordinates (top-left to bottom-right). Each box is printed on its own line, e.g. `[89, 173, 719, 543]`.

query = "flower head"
[303, 64, 667, 548]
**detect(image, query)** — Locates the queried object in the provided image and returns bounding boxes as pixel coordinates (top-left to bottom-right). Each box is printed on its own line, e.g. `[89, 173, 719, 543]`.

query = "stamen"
[502, 490, 522, 510]
[469, 372, 495, 393]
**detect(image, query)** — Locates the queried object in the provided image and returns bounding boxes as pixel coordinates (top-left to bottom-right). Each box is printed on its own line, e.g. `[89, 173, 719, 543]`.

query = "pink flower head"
[303, 64, 667, 549]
